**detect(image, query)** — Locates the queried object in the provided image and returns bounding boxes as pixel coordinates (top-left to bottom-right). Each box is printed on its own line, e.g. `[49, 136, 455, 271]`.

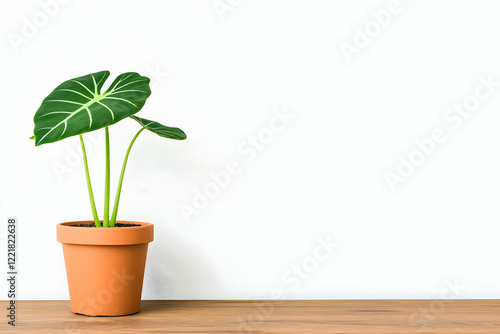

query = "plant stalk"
[109, 127, 145, 227]
[79, 135, 100, 227]
[103, 127, 111, 227]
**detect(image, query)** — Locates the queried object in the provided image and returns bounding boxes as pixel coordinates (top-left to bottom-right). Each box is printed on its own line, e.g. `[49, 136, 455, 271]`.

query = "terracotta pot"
[57, 221, 154, 316]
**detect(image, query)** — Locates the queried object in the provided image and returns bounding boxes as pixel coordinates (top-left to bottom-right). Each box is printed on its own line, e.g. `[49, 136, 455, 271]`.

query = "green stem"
[110, 127, 145, 227]
[79, 135, 100, 227]
[103, 127, 111, 227]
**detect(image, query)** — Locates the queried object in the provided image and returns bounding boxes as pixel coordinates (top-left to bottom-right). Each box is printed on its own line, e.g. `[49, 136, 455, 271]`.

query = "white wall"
[1, 0, 499, 300]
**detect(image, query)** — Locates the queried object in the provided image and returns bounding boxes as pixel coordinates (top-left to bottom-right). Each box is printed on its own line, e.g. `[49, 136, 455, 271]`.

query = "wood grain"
[2, 300, 499, 333]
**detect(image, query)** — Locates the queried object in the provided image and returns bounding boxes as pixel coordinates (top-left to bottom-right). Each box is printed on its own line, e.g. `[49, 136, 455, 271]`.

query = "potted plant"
[31, 70, 186, 316]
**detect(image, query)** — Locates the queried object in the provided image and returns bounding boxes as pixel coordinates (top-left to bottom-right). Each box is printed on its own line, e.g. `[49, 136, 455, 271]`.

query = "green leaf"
[33, 71, 151, 146]
[29, 136, 35, 140]
[130, 115, 186, 140]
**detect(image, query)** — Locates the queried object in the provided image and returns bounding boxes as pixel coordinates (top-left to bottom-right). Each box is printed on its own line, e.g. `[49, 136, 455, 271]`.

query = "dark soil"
[68, 223, 141, 227]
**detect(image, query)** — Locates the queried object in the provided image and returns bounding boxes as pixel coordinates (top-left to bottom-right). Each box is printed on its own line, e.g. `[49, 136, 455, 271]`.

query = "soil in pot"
[68, 223, 141, 227]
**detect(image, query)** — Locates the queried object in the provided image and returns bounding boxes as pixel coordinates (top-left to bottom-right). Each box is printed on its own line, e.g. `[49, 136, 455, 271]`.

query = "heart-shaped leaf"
[33, 71, 151, 146]
[130, 115, 187, 140]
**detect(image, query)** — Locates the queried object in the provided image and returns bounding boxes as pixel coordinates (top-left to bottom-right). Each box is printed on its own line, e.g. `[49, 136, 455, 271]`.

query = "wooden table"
[2, 300, 499, 333]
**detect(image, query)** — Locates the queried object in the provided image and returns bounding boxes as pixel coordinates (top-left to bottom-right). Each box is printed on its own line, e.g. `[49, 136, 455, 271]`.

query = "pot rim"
[57, 220, 154, 246]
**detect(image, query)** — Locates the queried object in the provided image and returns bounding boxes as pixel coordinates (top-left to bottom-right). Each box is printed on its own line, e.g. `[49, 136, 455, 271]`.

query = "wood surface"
[2, 300, 499, 333]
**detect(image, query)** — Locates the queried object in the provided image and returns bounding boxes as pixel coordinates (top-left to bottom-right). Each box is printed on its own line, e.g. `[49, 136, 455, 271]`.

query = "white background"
[1, 0, 499, 300]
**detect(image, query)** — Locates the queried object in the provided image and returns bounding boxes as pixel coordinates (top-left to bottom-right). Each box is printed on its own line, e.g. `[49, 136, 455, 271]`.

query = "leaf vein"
[45, 100, 85, 106]
[70, 80, 94, 96]
[114, 79, 148, 92]
[97, 101, 115, 121]
[56, 89, 93, 100]
[104, 96, 138, 108]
